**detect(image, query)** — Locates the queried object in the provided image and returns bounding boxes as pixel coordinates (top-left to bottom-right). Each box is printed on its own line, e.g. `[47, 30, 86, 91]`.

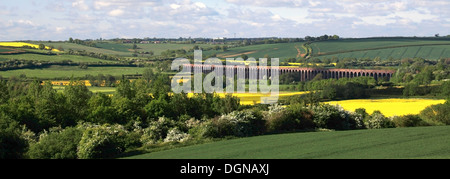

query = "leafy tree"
[144, 96, 170, 119]
[211, 94, 240, 115]
[413, 66, 434, 85]
[116, 77, 136, 100]
[64, 80, 92, 124]
[142, 68, 155, 82]
[112, 96, 138, 124]
[0, 114, 28, 159]
[132, 79, 152, 107]
[34, 82, 68, 128]
[38, 44, 45, 50]
[28, 127, 82, 159]
[241, 54, 249, 60]
[150, 74, 171, 100]
[169, 93, 190, 119]
[87, 93, 116, 124]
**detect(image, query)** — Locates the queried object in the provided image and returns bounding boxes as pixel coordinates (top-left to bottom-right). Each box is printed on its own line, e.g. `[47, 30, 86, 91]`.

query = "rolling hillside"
[207, 38, 450, 61]
[311, 38, 450, 60]
[126, 126, 450, 159]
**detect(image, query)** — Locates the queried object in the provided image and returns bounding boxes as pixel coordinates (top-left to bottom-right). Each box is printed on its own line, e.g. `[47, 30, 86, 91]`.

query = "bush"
[164, 128, 190, 143]
[140, 117, 175, 145]
[0, 115, 28, 159]
[364, 111, 395, 129]
[309, 104, 357, 130]
[77, 123, 128, 159]
[203, 116, 234, 138]
[204, 110, 265, 138]
[265, 110, 297, 132]
[419, 103, 450, 125]
[221, 110, 263, 137]
[392, 115, 429, 127]
[266, 104, 314, 132]
[28, 127, 82, 159]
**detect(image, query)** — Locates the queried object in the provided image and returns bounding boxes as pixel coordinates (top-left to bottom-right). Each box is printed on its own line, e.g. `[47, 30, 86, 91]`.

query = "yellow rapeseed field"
[287, 62, 337, 66]
[187, 91, 310, 105]
[0, 42, 60, 52]
[42, 80, 92, 86]
[326, 98, 446, 117]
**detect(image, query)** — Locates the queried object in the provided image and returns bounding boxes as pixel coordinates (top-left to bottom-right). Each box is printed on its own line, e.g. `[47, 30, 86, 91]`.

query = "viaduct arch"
[182, 64, 396, 81]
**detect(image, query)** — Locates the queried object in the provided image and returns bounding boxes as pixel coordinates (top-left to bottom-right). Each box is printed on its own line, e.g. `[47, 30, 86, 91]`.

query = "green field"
[53, 86, 116, 94]
[96, 42, 133, 52]
[136, 43, 214, 55]
[208, 42, 305, 60]
[311, 39, 450, 60]
[127, 126, 450, 159]
[47, 42, 130, 56]
[47, 42, 216, 57]
[203, 38, 450, 61]
[0, 53, 106, 63]
[0, 65, 146, 79]
[0, 47, 14, 53]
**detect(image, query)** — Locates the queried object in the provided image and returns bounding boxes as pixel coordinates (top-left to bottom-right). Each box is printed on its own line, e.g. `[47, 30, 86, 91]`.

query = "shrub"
[266, 104, 314, 132]
[164, 128, 190, 143]
[188, 122, 210, 140]
[0, 114, 28, 159]
[28, 127, 82, 159]
[203, 116, 234, 138]
[265, 110, 297, 132]
[77, 123, 128, 159]
[419, 103, 450, 125]
[392, 115, 429, 127]
[309, 104, 357, 130]
[140, 117, 174, 145]
[364, 111, 395, 129]
[204, 110, 265, 138]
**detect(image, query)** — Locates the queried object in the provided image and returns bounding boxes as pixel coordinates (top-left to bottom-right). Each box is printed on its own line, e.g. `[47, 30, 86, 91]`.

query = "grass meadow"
[0, 65, 146, 79]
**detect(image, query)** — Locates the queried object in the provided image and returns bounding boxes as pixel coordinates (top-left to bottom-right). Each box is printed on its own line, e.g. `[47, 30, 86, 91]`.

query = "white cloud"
[225, 0, 308, 7]
[72, 0, 89, 11]
[108, 9, 125, 16]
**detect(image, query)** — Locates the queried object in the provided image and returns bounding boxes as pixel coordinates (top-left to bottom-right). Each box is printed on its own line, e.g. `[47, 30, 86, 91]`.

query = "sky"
[1, 0, 449, 41]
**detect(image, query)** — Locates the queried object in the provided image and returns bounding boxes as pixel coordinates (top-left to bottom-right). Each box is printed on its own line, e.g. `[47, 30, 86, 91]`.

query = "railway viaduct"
[182, 64, 396, 81]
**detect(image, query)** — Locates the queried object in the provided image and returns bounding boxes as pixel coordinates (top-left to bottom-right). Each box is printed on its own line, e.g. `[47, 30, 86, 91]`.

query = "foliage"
[140, 117, 175, 145]
[309, 104, 358, 130]
[364, 111, 395, 129]
[204, 110, 265, 138]
[28, 127, 82, 159]
[0, 114, 28, 159]
[265, 104, 314, 132]
[419, 103, 450, 125]
[77, 123, 128, 159]
[392, 115, 429, 127]
[87, 93, 116, 124]
[164, 128, 190, 143]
